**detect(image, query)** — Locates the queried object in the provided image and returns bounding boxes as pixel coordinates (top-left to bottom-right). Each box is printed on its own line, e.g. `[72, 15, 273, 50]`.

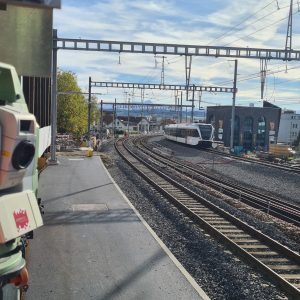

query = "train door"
[185, 129, 188, 144]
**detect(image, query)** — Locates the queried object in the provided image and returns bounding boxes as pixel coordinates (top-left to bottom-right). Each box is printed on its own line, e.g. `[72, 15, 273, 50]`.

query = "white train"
[164, 123, 214, 148]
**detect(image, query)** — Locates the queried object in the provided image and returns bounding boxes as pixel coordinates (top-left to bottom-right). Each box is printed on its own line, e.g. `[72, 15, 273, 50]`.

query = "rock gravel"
[102, 140, 291, 300]
[155, 137, 300, 205]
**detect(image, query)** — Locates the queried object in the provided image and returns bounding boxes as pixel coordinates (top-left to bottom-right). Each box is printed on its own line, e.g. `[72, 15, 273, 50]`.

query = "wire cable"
[208, 0, 278, 45]
[223, 9, 299, 46]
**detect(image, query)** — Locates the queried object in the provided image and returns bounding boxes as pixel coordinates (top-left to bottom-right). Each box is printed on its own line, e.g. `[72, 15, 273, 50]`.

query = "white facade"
[138, 118, 150, 132]
[106, 117, 150, 132]
[277, 111, 300, 144]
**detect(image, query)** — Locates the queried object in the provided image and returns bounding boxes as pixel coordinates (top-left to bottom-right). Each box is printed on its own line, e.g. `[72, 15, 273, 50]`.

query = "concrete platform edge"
[98, 156, 210, 300]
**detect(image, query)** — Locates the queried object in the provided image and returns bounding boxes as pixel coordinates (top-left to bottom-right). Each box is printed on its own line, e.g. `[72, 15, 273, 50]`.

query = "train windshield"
[198, 125, 212, 140]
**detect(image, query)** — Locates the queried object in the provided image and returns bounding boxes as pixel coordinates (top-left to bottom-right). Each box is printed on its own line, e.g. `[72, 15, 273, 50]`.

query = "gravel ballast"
[101, 141, 291, 300]
[155, 137, 300, 205]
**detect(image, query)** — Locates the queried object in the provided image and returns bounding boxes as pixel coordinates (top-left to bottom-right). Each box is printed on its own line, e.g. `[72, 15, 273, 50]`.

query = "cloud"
[54, 0, 300, 110]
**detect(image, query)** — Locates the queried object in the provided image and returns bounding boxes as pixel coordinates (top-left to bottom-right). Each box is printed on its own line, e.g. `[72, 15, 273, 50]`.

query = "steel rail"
[115, 137, 300, 298]
[137, 136, 300, 227]
[204, 148, 300, 175]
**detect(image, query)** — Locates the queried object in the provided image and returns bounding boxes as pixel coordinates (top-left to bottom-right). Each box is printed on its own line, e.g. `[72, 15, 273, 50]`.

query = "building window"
[257, 116, 266, 148]
[243, 116, 253, 150]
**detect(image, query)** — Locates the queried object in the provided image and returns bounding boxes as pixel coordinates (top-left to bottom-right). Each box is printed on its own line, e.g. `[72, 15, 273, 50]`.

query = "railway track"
[136, 136, 300, 227]
[203, 148, 300, 175]
[115, 137, 300, 298]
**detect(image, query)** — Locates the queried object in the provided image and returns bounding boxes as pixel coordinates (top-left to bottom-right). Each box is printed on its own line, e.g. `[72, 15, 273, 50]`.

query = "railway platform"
[26, 154, 209, 300]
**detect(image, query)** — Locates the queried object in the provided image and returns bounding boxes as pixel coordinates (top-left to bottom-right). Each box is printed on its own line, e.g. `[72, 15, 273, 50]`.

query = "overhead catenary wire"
[213, 64, 300, 86]
[223, 8, 300, 47]
[208, 0, 279, 45]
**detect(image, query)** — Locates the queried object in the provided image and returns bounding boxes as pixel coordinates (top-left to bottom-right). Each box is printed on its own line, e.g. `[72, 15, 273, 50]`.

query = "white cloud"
[54, 0, 300, 110]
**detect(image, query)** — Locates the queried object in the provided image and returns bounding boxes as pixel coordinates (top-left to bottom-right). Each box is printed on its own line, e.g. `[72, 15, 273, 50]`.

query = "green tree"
[90, 96, 100, 128]
[57, 70, 88, 137]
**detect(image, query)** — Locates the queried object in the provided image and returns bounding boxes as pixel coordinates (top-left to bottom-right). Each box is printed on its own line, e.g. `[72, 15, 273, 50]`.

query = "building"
[277, 110, 300, 144]
[206, 102, 281, 151]
[103, 115, 151, 133]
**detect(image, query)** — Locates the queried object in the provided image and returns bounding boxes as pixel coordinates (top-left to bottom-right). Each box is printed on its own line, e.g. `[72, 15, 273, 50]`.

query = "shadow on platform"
[45, 183, 114, 203]
[98, 248, 166, 300]
[43, 208, 140, 225]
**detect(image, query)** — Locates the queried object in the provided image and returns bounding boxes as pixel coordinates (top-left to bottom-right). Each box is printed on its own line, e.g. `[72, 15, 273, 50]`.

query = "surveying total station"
[0, 62, 43, 295]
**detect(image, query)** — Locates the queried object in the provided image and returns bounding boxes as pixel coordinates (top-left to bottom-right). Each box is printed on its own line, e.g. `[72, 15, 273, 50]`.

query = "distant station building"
[206, 101, 281, 151]
[101, 115, 151, 133]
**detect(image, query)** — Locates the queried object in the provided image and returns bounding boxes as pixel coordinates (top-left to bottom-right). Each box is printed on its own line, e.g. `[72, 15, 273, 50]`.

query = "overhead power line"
[208, 0, 277, 45]
[215, 64, 300, 85]
[223, 9, 300, 47]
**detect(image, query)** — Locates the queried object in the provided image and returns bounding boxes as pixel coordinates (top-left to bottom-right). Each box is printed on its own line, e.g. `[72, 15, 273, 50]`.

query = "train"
[164, 123, 214, 148]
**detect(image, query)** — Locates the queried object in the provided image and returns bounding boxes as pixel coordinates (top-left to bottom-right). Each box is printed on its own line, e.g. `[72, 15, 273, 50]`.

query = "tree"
[90, 96, 100, 128]
[57, 70, 88, 138]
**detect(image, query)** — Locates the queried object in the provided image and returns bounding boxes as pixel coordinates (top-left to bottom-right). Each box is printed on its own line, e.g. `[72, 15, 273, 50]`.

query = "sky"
[54, 0, 300, 112]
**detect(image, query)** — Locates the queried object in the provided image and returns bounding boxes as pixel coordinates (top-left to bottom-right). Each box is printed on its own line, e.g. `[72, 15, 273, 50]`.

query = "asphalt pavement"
[26, 155, 208, 300]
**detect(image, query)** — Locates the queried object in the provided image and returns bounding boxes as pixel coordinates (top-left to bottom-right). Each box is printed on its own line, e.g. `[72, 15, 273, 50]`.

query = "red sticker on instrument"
[13, 209, 29, 231]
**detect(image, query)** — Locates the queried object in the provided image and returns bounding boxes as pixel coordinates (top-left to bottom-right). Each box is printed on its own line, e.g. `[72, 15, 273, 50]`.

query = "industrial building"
[206, 102, 281, 151]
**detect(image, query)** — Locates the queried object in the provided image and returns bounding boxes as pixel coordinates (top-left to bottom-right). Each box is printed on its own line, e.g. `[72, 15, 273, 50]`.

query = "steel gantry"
[50, 29, 300, 162]
[54, 36, 300, 60]
[89, 80, 235, 136]
[90, 81, 236, 93]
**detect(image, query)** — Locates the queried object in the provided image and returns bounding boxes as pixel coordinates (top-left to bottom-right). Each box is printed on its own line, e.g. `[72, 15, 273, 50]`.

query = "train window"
[192, 129, 199, 137]
[198, 125, 212, 139]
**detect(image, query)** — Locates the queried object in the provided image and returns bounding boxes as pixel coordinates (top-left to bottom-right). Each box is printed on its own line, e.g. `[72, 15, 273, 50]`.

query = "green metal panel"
[0, 5, 52, 77]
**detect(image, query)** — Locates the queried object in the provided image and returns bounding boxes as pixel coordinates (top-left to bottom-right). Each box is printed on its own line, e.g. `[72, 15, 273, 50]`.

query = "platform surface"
[27, 155, 208, 300]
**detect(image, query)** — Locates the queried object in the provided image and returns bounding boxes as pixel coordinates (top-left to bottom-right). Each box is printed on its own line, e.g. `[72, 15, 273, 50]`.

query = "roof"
[116, 116, 148, 125]
[207, 105, 280, 111]
[102, 114, 114, 125]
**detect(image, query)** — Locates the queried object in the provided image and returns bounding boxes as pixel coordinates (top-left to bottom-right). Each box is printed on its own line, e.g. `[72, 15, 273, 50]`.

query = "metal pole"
[127, 99, 130, 135]
[88, 76, 91, 138]
[100, 100, 103, 140]
[174, 91, 177, 122]
[192, 84, 195, 123]
[141, 89, 143, 132]
[180, 92, 183, 123]
[230, 59, 238, 152]
[50, 29, 58, 163]
[161, 56, 165, 85]
[141, 89, 144, 121]
[177, 97, 180, 122]
[185, 55, 192, 117]
[185, 106, 188, 123]
[113, 98, 116, 138]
